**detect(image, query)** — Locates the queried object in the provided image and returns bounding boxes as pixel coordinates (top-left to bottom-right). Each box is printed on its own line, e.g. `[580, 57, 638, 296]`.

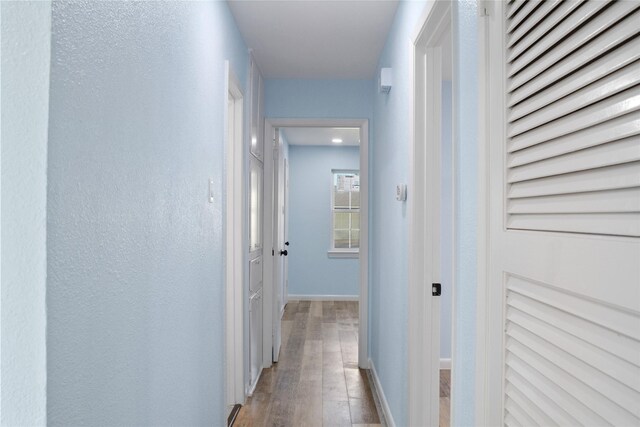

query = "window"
[330, 170, 359, 257]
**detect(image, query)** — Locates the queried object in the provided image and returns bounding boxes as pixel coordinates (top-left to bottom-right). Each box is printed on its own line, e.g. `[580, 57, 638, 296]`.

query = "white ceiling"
[227, 0, 399, 79]
[281, 127, 360, 146]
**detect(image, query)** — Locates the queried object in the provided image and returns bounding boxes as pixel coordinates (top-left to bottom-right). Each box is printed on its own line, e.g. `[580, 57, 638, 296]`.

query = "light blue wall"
[371, 1, 479, 426]
[370, 2, 428, 426]
[1, 2, 51, 424]
[264, 78, 372, 301]
[288, 145, 360, 297]
[46, 2, 248, 425]
[265, 79, 373, 119]
[440, 81, 453, 361]
[452, 1, 479, 425]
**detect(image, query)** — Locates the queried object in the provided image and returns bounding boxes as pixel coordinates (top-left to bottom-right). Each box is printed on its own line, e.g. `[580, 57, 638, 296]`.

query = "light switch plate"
[396, 184, 407, 201]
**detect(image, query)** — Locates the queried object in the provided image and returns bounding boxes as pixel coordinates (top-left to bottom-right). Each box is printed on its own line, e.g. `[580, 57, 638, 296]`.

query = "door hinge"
[432, 283, 441, 296]
[272, 249, 275, 256]
[479, 0, 490, 16]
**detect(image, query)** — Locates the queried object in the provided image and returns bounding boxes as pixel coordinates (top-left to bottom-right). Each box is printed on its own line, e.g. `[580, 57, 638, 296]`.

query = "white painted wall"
[1, 1, 52, 425]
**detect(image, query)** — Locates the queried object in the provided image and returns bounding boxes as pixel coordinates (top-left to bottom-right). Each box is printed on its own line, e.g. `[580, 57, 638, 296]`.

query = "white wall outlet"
[209, 178, 214, 203]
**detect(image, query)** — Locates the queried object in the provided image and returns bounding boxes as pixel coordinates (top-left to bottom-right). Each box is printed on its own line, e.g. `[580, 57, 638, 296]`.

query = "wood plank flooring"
[440, 369, 451, 427]
[234, 300, 452, 427]
[235, 301, 380, 427]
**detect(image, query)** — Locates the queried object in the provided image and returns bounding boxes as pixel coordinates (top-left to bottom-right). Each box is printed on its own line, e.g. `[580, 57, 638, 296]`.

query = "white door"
[271, 129, 284, 362]
[247, 54, 264, 393]
[283, 158, 290, 310]
[249, 287, 262, 392]
[248, 155, 263, 391]
[481, 2, 640, 425]
[409, 3, 452, 425]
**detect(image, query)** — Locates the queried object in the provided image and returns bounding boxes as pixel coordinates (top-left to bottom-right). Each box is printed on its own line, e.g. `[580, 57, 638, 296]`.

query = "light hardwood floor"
[440, 369, 451, 427]
[234, 301, 380, 427]
[234, 300, 452, 427]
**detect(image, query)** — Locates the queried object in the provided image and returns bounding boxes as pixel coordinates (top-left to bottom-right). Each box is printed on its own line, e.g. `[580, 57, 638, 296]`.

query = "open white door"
[281, 157, 290, 315]
[409, 2, 452, 425]
[479, 2, 640, 425]
[270, 128, 285, 362]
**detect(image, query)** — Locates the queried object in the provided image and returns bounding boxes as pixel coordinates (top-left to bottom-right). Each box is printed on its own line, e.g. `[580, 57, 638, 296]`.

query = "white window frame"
[328, 169, 360, 258]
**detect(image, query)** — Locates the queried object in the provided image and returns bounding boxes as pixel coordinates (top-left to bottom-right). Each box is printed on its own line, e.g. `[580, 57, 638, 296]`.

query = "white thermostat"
[396, 184, 407, 201]
[380, 68, 392, 93]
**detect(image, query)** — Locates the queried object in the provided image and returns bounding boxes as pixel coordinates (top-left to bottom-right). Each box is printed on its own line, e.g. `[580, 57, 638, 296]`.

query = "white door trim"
[224, 61, 245, 416]
[271, 128, 284, 362]
[263, 118, 370, 369]
[476, 4, 494, 424]
[408, 2, 453, 426]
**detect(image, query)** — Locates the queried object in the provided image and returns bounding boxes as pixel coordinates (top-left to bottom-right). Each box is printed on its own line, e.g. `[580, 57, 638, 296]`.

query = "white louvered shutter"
[506, 0, 640, 237]
[482, 1, 640, 426]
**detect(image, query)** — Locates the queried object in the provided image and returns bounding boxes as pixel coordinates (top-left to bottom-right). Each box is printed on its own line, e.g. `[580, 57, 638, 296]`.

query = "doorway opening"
[437, 19, 453, 427]
[272, 125, 361, 366]
[262, 119, 369, 370]
[409, 2, 454, 427]
[233, 119, 376, 425]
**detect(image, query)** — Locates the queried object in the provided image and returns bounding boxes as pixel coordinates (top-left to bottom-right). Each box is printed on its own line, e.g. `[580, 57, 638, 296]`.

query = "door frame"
[270, 129, 285, 362]
[224, 61, 245, 414]
[283, 156, 289, 313]
[262, 118, 370, 369]
[408, 2, 455, 426]
[475, 3, 497, 424]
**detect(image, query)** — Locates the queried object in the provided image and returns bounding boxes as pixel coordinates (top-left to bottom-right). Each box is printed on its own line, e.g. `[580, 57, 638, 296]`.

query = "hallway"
[5, 1, 639, 425]
[235, 301, 380, 427]
[235, 300, 453, 426]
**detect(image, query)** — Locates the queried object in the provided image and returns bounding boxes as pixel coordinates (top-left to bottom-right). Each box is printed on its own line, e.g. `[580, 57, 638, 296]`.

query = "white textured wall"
[1, 1, 52, 425]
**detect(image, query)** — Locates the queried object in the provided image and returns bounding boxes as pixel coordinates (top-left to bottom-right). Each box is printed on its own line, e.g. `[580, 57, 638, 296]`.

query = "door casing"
[224, 61, 245, 417]
[408, 2, 455, 426]
[262, 118, 370, 369]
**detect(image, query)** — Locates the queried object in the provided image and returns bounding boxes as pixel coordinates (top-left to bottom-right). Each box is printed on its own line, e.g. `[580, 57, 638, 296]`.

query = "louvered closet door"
[488, 1, 640, 425]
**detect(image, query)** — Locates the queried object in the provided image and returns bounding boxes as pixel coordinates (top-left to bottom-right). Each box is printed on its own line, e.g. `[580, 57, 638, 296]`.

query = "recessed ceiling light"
[332, 138, 343, 143]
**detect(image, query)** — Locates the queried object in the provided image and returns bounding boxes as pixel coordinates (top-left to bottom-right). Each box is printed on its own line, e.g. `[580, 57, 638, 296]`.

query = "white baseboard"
[287, 294, 359, 301]
[369, 358, 396, 427]
[440, 358, 451, 370]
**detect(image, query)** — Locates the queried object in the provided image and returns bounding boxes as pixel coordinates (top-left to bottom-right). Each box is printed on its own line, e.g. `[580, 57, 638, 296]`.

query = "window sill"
[327, 250, 359, 259]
